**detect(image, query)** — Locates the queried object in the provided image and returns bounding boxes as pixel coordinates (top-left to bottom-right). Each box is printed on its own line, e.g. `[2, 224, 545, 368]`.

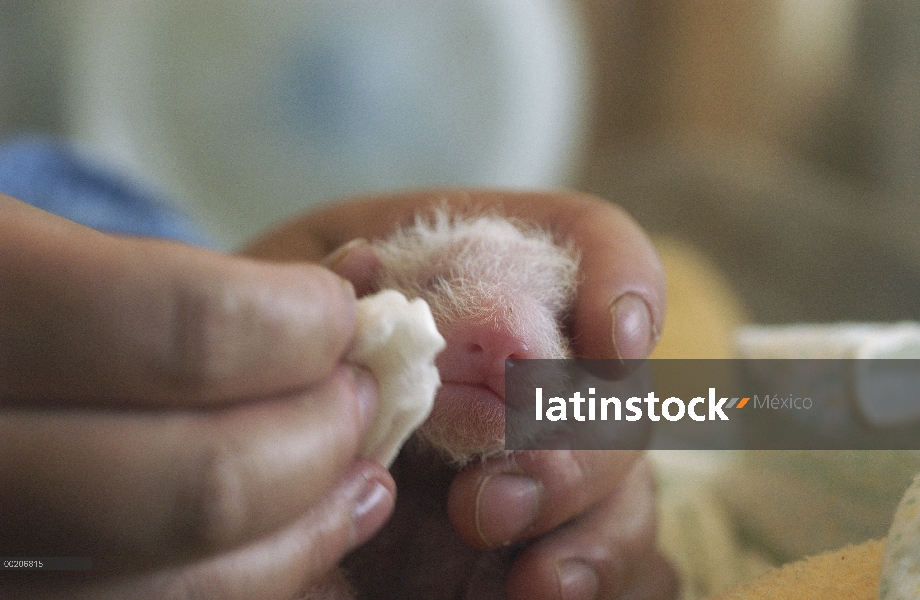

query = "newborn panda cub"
[304, 210, 580, 600]
[370, 210, 580, 465]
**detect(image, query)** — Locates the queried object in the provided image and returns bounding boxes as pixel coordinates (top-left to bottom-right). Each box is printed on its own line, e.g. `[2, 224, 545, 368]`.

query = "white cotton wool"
[347, 290, 446, 468]
[880, 473, 920, 600]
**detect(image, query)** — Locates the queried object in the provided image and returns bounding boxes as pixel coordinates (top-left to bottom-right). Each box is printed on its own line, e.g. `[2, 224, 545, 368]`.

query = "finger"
[607, 552, 680, 600]
[243, 189, 666, 359]
[322, 238, 383, 298]
[0, 194, 357, 405]
[0, 365, 378, 567]
[554, 199, 666, 361]
[0, 460, 396, 600]
[505, 457, 679, 600]
[448, 449, 642, 550]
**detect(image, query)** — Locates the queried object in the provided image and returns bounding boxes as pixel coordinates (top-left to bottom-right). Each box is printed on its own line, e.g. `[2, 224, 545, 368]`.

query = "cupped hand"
[246, 189, 666, 362]
[0, 193, 394, 599]
[248, 189, 676, 599]
[449, 451, 678, 600]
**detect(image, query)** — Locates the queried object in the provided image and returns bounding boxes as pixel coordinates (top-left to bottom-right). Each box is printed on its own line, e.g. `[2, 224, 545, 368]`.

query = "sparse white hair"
[372, 209, 580, 359]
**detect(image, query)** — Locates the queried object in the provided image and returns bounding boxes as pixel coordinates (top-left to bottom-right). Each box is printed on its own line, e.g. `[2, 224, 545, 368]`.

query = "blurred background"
[2, 0, 919, 325]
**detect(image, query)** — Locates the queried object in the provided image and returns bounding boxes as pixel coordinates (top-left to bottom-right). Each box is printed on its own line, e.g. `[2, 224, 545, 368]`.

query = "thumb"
[0, 194, 357, 406]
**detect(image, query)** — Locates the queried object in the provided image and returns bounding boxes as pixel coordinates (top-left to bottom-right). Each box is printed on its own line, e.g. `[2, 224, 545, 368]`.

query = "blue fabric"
[0, 136, 212, 247]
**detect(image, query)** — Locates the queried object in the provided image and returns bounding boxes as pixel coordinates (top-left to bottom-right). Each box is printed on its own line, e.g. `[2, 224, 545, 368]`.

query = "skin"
[0, 189, 674, 599]
[0, 193, 393, 599]
[247, 190, 677, 600]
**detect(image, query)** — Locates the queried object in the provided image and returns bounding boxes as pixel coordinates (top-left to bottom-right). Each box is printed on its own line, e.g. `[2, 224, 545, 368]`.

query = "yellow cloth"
[710, 539, 885, 600]
[648, 237, 747, 360]
[644, 238, 918, 600]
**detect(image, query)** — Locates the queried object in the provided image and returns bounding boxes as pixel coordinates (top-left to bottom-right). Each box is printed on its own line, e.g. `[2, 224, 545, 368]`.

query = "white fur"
[372, 210, 580, 359]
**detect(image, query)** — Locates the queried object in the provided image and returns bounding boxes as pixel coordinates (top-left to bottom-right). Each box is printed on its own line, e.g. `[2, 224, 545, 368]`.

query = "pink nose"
[436, 321, 535, 399]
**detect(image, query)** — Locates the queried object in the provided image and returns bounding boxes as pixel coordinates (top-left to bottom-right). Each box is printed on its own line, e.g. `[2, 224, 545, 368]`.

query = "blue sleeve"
[0, 136, 214, 247]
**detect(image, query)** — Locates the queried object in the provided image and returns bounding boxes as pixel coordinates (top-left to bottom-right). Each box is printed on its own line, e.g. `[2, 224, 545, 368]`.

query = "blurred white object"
[881, 473, 920, 600]
[773, 0, 858, 95]
[348, 290, 445, 469]
[66, 0, 588, 247]
[737, 323, 920, 427]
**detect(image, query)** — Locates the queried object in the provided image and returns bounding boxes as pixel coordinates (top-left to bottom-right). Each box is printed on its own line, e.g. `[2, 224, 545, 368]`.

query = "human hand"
[247, 190, 666, 363]
[0, 193, 395, 599]
[247, 190, 677, 599]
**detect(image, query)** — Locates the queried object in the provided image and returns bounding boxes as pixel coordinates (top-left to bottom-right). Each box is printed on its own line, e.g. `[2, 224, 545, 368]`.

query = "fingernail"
[323, 238, 370, 270]
[350, 475, 394, 548]
[475, 474, 542, 548]
[350, 366, 378, 435]
[557, 560, 600, 600]
[609, 293, 654, 361]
